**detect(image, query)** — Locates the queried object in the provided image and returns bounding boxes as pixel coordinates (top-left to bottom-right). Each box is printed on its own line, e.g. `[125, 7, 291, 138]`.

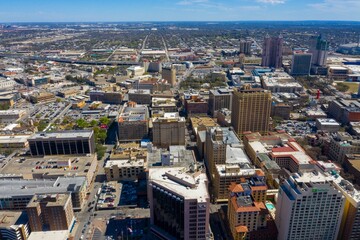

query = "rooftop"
[27, 193, 70, 208]
[0, 154, 96, 179]
[0, 211, 26, 228]
[28, 130, 93, 140]
[28, 230, 69, 240]
[0, 176, 86, 199]
[149, 167, 209, 202]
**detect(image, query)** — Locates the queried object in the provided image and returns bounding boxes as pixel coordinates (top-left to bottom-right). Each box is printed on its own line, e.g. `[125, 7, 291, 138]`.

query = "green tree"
[89, 120, 98, 127]
[76, 119, 89, 129]
[99, 117, 110, 126]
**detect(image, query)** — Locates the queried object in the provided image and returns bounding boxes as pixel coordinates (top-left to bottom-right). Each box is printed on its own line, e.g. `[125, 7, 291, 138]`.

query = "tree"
[76, 119, 89, 129]
[99, 117, 110, 126]
[89, 120, 98, 127]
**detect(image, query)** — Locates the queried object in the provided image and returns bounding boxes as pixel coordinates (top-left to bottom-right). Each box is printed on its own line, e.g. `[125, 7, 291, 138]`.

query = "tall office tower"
[162, 67, 177, 87]
[26, 194, 75, 232]
[239, 39, 252, 56]
[152, 112, 186, 148]
[291, 53, 312, 75]
[275, 172, 345, 240]
[148, 167, 210, 240]
[231, 85, 272, 136]
[261, 34, 283, 69]
[310, 34, 329, 67]
[208, 88, 233, 117]
[28, 130, 96, 156]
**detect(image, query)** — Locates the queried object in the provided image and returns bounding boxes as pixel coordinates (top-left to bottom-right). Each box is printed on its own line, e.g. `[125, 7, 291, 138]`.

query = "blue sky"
[1, 0, 360, 22]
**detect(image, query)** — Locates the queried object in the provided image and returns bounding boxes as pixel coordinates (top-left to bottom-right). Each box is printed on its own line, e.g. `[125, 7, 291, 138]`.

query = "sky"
[1, 0, 360, 22]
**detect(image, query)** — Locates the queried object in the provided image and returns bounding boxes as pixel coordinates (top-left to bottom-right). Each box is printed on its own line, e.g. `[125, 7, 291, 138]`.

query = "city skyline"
[1, 0, 360, 22]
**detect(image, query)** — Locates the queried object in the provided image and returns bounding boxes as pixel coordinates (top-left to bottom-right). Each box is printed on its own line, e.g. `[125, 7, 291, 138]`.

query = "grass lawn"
[339, 82, 359, 93]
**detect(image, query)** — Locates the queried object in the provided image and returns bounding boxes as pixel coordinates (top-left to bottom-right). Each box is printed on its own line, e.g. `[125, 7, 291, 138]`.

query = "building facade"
[291, 53, 312, 75]
[28, 130, 96, 156]
[231, 86, 272, 136]
[148, 167, 210, 240]
[208, 88, 232, 117]
[275, 172, 345, 240]
[261, 35, 283, 69]
[152, 113, 186, 148]
[26, 194, 75, 232]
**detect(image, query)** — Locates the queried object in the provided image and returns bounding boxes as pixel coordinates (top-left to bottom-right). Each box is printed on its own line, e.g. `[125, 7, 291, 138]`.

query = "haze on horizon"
[1, 0, 360, 23]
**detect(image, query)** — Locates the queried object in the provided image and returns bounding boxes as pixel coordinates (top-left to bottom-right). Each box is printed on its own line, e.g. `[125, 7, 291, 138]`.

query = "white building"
[275, 171, 345, 240]
[148, 167, 210, 240]
[316, 118, 341, 133]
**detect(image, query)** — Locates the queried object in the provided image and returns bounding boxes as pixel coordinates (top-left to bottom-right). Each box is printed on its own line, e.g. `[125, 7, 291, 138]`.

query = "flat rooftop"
[0, 154, 96, 179]
[0, 134, 31, 144]
[28, 230, 69, 240]
[27, 193, 70, 208]
[216, 164, 257, 177]
[149, 167, 209, 202]
[316, 118, 340, 126]
[209, 127, 242, 146]
[226, 146, 251, 165]
[0, 211, 25, 228]
[0, 110, 26, 116]
[28, 130, 93, 140]
[0, 176, 86, 199]
[105, 159, 144, 168]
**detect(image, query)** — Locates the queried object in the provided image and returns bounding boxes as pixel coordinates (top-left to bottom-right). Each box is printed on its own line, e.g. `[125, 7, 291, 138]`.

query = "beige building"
[152, 113, 185, 148]
[204, 127, 242, 179]
[213, 164, 265, 202]
[328, 132, 360, 163]
[26, 194, 74, 232]
[0, 110, 26, 125]
[0, 211, 30, 240]
[105, 159, 145, 181]
[231, 86, 272, 136]
[118, 102, 149, 142]
[162, 67, 176, 87]
[151, 97, 177, 113]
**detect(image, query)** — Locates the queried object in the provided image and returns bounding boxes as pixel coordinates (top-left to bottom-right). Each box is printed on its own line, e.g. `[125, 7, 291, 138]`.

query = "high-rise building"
[28, 130, 96, 156]
[239, 39, 252, 56]
[261, 34, 283, 69]
[26, 194, 75, 232]
[162, 67, 177, 87]
[310, 35, 329, 67]
[0, 211, 30, 240]
[152, 112, 186, 148]
[231, 86, 272, 136]
[204, 127, 242, 179]
[275, 172, 345, 240]
[291, 53, 312, 75]
[148, 167, 210, 240]
[208, 88, 233, 117]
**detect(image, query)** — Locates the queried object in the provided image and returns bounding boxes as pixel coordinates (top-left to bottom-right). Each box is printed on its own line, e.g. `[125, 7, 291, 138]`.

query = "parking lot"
[119, 181, 138, 207]
[96, 182, 120, 210]
[275, 120, 316, 137]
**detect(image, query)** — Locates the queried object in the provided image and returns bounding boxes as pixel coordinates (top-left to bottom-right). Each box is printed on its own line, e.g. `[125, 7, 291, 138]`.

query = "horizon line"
[2, 20, 360, 24]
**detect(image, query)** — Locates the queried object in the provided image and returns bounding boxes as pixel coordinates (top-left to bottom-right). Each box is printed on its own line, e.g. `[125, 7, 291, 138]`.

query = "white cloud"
[309, 0, 360, 11]
[177, 0, 209, 5]
[256, 0, 286, 4]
